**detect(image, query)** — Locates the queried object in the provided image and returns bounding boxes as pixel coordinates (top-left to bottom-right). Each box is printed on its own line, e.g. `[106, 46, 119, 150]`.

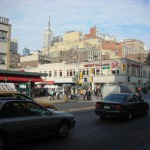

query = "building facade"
[19, 58, 150, 90]
[0, 16, 11, 69]
[22, 47, 30, 56]
[10, 39, 18, 54]
[20, 50, 51, 68]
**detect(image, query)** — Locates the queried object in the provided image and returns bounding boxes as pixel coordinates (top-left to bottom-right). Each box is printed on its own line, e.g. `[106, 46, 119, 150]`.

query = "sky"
[0, 0, 150, 54]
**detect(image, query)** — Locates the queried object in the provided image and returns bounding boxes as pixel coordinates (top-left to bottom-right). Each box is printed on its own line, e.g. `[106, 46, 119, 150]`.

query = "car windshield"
[102, 94, 128, 103]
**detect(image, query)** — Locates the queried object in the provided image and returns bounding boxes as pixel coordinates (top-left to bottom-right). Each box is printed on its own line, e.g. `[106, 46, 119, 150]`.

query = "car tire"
[0, 135, 5, 150]
[100, 115, 106, 120]
[58, 122, 70, 138]
[144, 108, 149, 115]
[127, 111, 133, 121]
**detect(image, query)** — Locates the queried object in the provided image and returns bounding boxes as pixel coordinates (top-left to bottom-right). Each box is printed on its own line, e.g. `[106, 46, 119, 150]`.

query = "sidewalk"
[34, 95, 76, 104]
[34, 91, 150, 104]
[34, 94, 100, 104]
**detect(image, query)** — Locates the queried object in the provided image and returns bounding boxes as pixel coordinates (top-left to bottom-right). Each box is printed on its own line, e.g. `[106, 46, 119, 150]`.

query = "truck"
[101, 84, 136, 98]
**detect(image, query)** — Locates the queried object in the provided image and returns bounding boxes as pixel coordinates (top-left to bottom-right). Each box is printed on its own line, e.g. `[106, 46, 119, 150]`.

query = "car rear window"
[102, 94, 128, 102]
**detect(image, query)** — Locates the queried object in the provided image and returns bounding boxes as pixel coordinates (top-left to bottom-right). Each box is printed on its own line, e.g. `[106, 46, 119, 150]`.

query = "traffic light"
[122, 64, 126, 71]
[90, 67, 92, 73]
[82, 70, 85, 75]
[90, 76, 93, 82]
[79, 72, 83, 80]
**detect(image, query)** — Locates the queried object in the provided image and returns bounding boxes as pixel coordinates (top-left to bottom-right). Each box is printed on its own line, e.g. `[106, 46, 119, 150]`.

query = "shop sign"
[102, 66, 110, 69]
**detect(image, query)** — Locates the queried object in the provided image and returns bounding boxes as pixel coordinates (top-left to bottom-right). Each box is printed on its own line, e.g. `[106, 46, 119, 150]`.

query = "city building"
[22, 47, 30, 56]
[42, 16, 53, 55]
[10, 53, 20, 68]
[0, 16, 11, 69]
[124, 39, 144, 52]
[10, 39, 18, 54]
[84, 26, 116, 41]
[52, 35, 63, 45]
[20, 50, 51, 68]
[101, 49, 120, 60]
[101, 40, 149, 63]
[18, 58, 150, 90]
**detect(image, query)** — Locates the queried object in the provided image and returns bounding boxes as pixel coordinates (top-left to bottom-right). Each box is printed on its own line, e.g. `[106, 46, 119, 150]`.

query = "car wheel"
[127, 111, 133, 121]
[100, 115, 106, 120]
[58, 122, 70, 138]
[144, 108, 149, 115]
[0, 135, 5, 150]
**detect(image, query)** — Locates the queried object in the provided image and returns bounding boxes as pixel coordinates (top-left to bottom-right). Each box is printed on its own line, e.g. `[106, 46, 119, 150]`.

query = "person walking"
[83, 88, 86, 101]
[64, 88, 69, 102]
[56, 88, 60, 100]
[87, 88, 91, 100]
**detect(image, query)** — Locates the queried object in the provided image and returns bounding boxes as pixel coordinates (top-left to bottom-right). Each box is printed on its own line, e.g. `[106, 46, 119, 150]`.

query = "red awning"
[37, 81, 55, 85]
[0, 76, 44, 82]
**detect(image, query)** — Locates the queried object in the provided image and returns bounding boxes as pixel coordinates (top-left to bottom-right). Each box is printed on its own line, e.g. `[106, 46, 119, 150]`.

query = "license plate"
[104, 106, 110, 109]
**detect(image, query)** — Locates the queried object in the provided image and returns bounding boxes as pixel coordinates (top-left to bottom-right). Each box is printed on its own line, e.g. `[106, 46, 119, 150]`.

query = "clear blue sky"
[0, 0, 150, 54]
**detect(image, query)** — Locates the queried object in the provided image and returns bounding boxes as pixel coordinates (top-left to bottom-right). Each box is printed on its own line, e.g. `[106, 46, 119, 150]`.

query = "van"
[101, 84, 136, 98]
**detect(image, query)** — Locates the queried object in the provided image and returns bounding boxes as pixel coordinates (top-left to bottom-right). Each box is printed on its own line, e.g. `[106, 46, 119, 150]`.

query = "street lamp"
[28, 79, 31, 98]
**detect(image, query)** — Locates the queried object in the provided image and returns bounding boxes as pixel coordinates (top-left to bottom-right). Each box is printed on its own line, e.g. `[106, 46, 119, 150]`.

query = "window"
[96, 69, 100, 75]
[70, 70, 73, 76]
[59, 70, 62, 77]
[0, 54, 6, 64]
[0, 101, 48, 118]
[112, 70, 115, 74]
[49, 71, 52, 77]
[0, 30, 7, 42]
[54, 70, 57, 77]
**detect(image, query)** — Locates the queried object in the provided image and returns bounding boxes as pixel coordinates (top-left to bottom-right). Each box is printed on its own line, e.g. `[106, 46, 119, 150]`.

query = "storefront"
[0, 69, 47, 97]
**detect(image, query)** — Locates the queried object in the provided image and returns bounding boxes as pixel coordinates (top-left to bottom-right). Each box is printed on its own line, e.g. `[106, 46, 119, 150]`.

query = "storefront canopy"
[0, 76, 44, 82]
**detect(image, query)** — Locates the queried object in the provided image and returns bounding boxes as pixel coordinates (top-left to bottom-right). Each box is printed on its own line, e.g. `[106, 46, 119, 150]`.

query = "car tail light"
[115, 105, 122, 110]
[96, 103, 101, 108]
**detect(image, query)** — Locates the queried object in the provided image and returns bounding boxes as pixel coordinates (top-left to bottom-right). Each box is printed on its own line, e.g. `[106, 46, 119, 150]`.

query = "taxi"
[0, 90, 57, 110]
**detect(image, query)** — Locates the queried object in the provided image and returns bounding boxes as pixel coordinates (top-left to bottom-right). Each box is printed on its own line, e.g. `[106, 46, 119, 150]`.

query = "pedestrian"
[48, 88, 52, 100]
[71, 88, 74, 100]
[136, 87, 142, 99]
[87, 88, 91, 100]
[77, 89, 80, 100]
[56, 88, 60, 99]
[64, 88, 68, 102]
[83, 88, 86, 101]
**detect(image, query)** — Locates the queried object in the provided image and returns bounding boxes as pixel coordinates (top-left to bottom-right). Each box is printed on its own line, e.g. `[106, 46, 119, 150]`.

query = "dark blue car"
[95, 93, 149, 120]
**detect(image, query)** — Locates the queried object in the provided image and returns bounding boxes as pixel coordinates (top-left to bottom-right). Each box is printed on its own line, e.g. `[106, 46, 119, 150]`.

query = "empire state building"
[42, 17, 53, 55]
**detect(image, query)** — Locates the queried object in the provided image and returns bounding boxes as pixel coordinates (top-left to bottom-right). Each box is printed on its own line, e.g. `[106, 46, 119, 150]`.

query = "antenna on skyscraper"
[48, 16, 50, 31]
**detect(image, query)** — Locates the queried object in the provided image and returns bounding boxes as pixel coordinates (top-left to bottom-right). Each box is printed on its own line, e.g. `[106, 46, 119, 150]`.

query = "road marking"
[67, 107, 94, 112]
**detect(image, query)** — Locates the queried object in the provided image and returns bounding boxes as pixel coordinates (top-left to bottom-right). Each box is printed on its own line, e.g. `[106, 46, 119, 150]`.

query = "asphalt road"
[11, 108, 150, 150]
[34, 92, 150, 112]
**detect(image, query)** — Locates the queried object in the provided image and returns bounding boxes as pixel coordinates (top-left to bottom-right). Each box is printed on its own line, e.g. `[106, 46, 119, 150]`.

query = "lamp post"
[28, 79, 31, 98]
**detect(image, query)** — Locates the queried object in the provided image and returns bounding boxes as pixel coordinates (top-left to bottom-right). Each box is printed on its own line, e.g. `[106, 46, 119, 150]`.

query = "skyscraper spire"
[48, 16, 50, 31]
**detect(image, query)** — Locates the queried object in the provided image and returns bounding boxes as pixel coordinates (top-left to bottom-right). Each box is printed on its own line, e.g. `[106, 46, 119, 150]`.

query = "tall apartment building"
[0, 16, 11, 69]
[10, 39, 18, 54]
[22, 47, 30, 56]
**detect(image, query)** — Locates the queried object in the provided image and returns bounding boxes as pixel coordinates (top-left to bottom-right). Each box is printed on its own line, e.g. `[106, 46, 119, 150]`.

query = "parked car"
[0, 99, 76, 150]
[95, 93, 149, 120]
[0, 91, 57, 110]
